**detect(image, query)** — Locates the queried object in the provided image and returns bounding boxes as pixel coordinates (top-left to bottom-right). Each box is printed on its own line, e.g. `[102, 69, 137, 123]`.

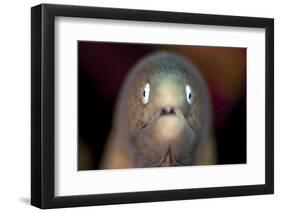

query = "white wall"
[0, 0, 279, 212]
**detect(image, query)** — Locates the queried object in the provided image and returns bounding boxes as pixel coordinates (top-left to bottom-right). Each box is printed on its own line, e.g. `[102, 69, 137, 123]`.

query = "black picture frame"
[31, 3, 274, 209]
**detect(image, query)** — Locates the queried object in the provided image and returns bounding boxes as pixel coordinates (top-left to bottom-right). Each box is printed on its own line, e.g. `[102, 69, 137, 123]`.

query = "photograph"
[0, 0, 278, 212]
[78, 42, 246, 170]
[30, 3, 273, 208]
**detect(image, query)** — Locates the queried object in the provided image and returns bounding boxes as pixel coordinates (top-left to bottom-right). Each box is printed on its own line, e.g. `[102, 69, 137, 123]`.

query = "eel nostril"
[161, 107, 176, 115]
[161, 108, 167, 115]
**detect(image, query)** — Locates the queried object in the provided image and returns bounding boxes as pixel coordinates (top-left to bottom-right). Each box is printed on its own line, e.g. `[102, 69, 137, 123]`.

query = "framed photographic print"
[31, 3, 274, 209]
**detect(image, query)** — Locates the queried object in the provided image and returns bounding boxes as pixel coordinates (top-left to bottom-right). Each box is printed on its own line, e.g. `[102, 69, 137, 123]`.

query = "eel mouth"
[140, 107, 185, 130]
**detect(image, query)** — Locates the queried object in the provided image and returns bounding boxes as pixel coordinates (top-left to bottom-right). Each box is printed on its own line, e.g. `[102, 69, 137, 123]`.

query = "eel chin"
[131, 110, 197, 167]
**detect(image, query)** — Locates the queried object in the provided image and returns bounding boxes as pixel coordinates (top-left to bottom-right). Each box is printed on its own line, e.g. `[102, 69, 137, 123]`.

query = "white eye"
[141, 83, 150, 105]
[186, 84, 193, 104]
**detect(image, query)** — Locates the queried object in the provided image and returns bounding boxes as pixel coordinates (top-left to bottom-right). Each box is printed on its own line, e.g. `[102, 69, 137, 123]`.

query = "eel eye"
[186, 84, 193, 104]
[141, 83, 150, 105]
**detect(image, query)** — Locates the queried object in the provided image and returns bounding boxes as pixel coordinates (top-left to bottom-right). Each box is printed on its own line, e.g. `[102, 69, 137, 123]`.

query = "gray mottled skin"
[101, 51, 217, 169]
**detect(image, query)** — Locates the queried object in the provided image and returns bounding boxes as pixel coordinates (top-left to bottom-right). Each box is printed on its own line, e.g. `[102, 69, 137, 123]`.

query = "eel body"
[101, 51, 216, 169]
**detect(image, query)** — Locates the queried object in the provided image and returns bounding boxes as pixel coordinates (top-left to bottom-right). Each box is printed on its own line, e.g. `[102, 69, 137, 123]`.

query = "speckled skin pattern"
[101, 51, 216, 169]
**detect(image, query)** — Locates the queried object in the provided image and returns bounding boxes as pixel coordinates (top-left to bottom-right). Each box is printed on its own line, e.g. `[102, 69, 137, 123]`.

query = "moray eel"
[101, 51, 217, 169]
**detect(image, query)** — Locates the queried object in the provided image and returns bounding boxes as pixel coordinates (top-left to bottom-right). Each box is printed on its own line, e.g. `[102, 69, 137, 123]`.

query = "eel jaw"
[159, 147, 174, 166]
[133, 107, 194, 167]
[158, 146, 191, 167]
